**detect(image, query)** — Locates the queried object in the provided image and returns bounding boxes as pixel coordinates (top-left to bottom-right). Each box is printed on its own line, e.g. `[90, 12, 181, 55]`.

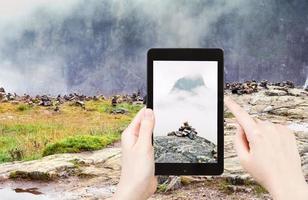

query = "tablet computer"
[147, 48, 224, 175]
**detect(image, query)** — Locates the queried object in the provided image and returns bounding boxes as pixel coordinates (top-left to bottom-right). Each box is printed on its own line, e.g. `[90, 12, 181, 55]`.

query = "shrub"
[17, 104, 32, 111]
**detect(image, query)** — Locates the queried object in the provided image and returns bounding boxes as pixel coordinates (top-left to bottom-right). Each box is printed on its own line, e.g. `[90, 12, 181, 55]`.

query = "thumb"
[234, 124, 250, 166]
[136, 109, 155, 148]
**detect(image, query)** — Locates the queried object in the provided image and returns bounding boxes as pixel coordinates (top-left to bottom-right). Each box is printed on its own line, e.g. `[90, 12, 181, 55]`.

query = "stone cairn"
[167, 122, 198, 140]
[110, 92, 144, 114]
[225, 80, 297, 95]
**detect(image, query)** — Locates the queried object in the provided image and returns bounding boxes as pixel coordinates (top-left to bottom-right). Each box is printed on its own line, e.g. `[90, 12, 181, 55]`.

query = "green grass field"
[0, 100, 142, 163]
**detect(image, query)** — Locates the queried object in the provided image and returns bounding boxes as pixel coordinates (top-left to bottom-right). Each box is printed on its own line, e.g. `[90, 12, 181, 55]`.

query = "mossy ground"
[42, 134, 120, 156]
[0, 99, 142, 163]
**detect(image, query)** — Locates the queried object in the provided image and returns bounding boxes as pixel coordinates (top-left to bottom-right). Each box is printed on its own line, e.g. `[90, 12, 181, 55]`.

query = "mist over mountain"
[0, 0, 308, 95]
[154, 73, 217, 143]
[171, 75, 206, 94]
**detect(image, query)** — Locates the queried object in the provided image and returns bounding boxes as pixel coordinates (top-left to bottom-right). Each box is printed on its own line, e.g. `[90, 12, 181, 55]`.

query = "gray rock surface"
[0, 148, 121, 181]
[154, 135, 217, 163]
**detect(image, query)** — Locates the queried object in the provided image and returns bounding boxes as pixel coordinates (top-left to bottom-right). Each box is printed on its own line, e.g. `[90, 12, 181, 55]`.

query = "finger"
[126, 107, 145, 136]
[136, 108, 155, 148]
[234, 124, 250, 164]
[122, 108, 145, 148]
[225, 96, 257, 141]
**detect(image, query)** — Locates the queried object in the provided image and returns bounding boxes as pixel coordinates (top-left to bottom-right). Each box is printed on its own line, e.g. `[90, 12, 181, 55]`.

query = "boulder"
[262, 105, 273, 112]
[75, 101, 85, 108]
[264, 89, 288, 96]
[0, 93, 6, 101]
[154, 135, 216, 163]
[40, 95, 52, 106]
[7, 93, 15, 101]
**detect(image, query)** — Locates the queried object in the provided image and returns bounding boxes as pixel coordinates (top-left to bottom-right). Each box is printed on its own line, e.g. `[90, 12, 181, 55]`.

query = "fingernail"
[144, 109, 154, 119]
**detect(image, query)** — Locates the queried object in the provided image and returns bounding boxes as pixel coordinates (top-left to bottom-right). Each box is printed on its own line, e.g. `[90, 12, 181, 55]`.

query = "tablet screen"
[153, 60, 218, 163]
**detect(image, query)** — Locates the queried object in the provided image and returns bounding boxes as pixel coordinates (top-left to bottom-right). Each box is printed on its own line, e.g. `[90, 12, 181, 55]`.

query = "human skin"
[224, 96, 308, 200]
[113, 98, 308, 200]
[112, 108, 157, 200]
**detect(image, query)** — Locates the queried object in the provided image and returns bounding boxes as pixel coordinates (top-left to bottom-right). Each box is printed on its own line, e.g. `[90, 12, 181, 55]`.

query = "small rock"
[262, 105, 273, 112]
[111, 96, 118, 107]
[7, 93, 15, 101]
[226, 185, 253, 193]
[110, 108, 128, 114]
[54, 106, 60, 112]
[0, 87, 5, 93]
[132, 101, 143, 105]
[225, 175, 246, 185]
[75, 101, 85, 109]
[259, 80, 269, 89]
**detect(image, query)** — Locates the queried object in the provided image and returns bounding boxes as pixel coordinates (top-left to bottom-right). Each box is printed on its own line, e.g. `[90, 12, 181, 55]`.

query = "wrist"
[113, 180, 136, 200]
[270, 179, 308, 200]
[113, 177, 147, 200]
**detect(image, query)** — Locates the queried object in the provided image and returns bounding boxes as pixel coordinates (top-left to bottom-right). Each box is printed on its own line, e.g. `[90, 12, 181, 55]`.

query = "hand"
[225, 96, 308, 200]
[113, 108, 157, 200]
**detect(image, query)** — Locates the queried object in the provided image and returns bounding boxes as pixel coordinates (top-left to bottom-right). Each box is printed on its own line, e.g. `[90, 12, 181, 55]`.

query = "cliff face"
[154, 135, 217, 163]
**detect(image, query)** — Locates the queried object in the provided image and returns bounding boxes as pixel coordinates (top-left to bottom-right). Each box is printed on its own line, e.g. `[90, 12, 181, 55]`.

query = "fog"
[0, 0, 307, 95]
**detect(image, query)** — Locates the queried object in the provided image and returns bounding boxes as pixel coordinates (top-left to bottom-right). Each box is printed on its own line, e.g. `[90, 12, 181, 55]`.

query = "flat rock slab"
[0, 148, 121, 181]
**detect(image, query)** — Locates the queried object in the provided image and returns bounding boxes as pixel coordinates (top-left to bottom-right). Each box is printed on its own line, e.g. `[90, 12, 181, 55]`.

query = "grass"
[16, 104, 32, 112]
[157, 183, 168, 192]
[9, 170, 51, 181]
[218, 177, 268, 196]
[0, 99, 142, 163]
[42, 134, 120, 156]
[254, 184, 267, 195]
[224, 111, 234, 118]
[217, 179, 233, 195]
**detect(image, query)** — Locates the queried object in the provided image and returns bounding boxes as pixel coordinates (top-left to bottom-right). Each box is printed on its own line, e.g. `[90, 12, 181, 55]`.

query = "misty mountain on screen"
[157, 75, 214, 113]
[154, 75, 217, 143]
[168, 75, 213, 107]
[171, 75, 206, 94]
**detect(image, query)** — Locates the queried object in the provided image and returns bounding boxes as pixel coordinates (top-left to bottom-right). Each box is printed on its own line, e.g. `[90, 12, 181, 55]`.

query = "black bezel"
[147, 48, 224, 175]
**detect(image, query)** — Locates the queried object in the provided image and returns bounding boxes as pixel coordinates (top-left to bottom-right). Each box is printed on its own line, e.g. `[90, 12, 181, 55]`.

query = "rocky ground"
[0, 82, 307, 199]
[154, 135, 216, 163]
